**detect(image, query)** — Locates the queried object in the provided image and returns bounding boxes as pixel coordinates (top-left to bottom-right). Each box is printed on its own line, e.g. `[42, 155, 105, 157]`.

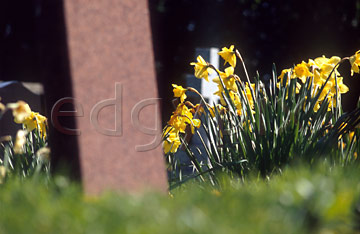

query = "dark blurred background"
[148, 0, 360, 121]
[1, 0, 360, 125]
[0, 1, 42, 83]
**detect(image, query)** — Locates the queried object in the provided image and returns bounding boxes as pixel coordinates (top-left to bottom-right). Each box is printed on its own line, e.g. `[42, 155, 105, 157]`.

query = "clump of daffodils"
[163, 92, 201, 154]
[163, 45, 360, 187]
[278, 55, 352, 111]
[0, 100, 50, 181]
[163, 45, 257, 154]
[7, 100, 47, 138]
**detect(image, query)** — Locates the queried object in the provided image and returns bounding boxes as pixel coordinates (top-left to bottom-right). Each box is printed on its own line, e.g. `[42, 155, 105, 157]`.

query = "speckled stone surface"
[63, 0, 167, 194]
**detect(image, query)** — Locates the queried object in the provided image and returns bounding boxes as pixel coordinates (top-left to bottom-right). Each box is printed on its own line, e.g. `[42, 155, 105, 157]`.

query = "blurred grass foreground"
[1, 163, 360, 233]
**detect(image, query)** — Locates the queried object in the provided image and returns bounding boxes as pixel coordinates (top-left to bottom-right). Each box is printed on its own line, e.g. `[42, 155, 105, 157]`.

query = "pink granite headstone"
[50, 0, 167, 193]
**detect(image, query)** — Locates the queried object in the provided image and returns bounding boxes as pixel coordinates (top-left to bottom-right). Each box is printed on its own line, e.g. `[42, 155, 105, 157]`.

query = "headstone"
[37, 1, 167, 193]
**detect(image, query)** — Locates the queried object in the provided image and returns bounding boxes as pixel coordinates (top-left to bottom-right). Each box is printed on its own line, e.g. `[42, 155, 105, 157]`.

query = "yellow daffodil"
[35, 113, 47, 138]
[229, 90, 242, 111]
[190, 55, 213, 81]
[163, 127, 181, 154]
[218, 45, 236, 67]
[278, 68, 294, 84]
[23, 112, 38, 131]
[167, 103, 196, 133]
[163, 126, 174, 136]
[172, 84, 187, 103]
[312, 69, 323, 86]
[213, 70, 244, 110]
[311, 56, 340, 70]
[164, 101, 202, 152]
[13, 130, 27, 154]
[213, 84, 226, 105]
[168, 114, 187, 133]
[220, 66, 235, 78]
[350, 50, 360, 76]
[313, 56, 329, 67]
[190, 118, 201, 134]
[213, 67, 238, 92]
[214, 86, 236, 107]
[243, 82, 255, 109]
[7, 101, 47, 138]
[294, 61, 313, 83]
[190, 104, 205, 116]
[333, 77, 349, 94]
[316, 76, 348, 107]
[277, 69, 302, 95]
[278, 54, 347, 113]
[311, 56, 341, 84]
[318, 81, 333, 101]
[322, 56, 341, 74]
[7, 101, 31, 123]
[22, 112, 47, 138]
[174, 103, 193, 121]
[208, 104, 227, 118]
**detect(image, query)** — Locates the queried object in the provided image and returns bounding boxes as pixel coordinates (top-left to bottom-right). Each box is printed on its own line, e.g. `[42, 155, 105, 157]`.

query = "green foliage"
[165, 48, 360, 189]
[0, 164, 359, 234]
[0, 130, 50, 181]
[0, 101, 50, 183]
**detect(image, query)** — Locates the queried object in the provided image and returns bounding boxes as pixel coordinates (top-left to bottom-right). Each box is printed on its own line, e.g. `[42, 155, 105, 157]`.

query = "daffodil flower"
[333, 77, 349, 94]
[7, 101, 31, 123]
[350, 50, 360, 76]
[167, 103, 195, 133]
[294, 61, 313, 83]
[167, 114, 187, 133]
[163, 127, 181, 154]
[190, 55, 213, 81]
[312, 56, 341, 84]
[208, 105, 226, 118]
[218, 45, 236, 68]
[22, 112, 47, 138]
[190, 118, 201, 134]
[213, 67, 238, 92]
[278, 68, 294, 84]
[190, 104, 205, 116]
[13, 130, 27, 154]
[172, 84, 187, 103]
[8, 101, 47, 138]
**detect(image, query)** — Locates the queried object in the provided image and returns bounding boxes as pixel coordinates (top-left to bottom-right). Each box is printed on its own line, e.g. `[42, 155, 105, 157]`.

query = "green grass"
[1, 163, 360, 234]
